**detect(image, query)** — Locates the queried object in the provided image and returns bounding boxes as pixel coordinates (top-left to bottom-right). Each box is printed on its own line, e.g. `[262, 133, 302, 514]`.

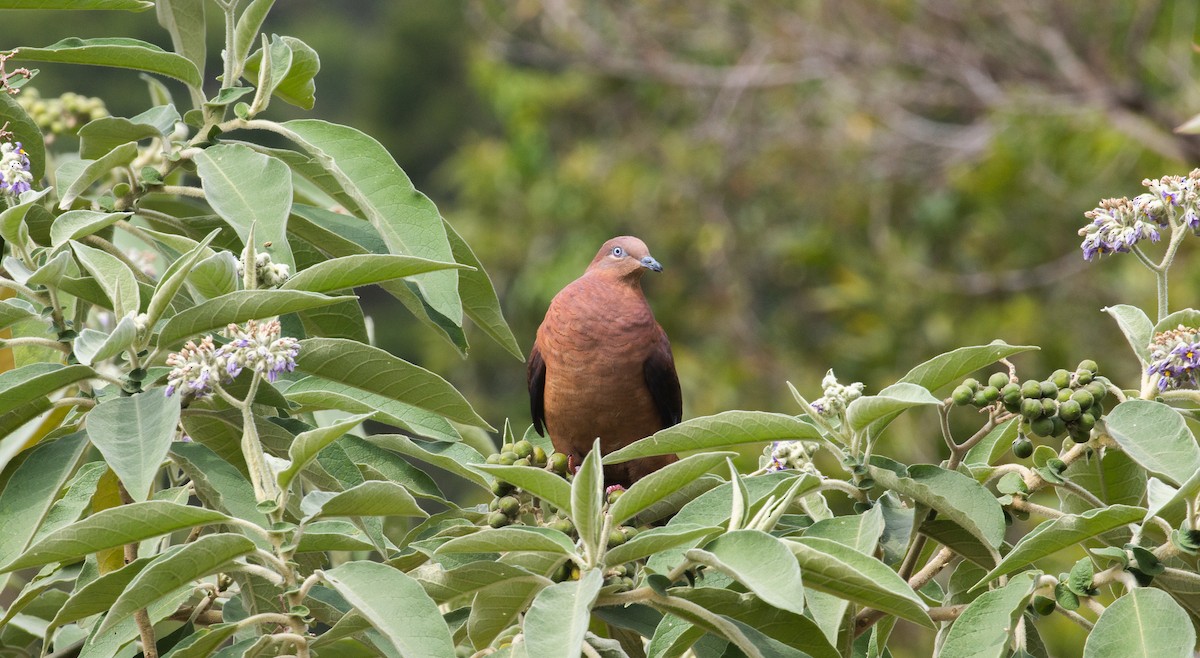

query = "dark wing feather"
[527, 342, 547, 436]
[643, 326, 682, 428]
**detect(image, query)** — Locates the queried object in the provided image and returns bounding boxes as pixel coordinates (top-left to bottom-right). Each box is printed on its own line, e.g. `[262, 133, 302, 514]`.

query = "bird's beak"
[640, 256, 663, 272]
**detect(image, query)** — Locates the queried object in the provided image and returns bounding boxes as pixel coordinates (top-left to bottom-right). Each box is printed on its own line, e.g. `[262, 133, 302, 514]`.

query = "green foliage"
[3, 4, 1200, 658]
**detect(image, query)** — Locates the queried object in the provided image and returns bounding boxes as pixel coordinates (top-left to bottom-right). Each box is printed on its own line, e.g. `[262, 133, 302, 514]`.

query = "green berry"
[1070, 389, 1093, 410]
[1041, 398, 1057, 416]
[491, 479, 515, 497]
[981, 386, 1000, 403]
[1077, 412, 1096, 431]
[988, 372, 1010, 389]
[962, 378, 980, 391]
[607, 488, 625, 505]
[1051, 415, 1067, 438]
[1039, 381, 1058, 399]
[1032, 595, 1057, 616]
[1012, 437, 1034, 459]
[1057, 387, 1073, 403]
[1001, 383, 1021, 403]
[487, 511, 510, 528]
[1075, 369, 1093, 385]
[498, 496, 520, 517]
[620, 526, 639, 541]
[1021, 397, 1043, 420]
[1031, 416, 1055, 437]
[485, 453, 502, 465]
[1086, 381, 1108, 402]
[549, 519, 575, 534]
[499, 451, 518, 466]
[501, 443, 515, 454]
[1058, 399, 1082, 421]
[952, 385, 973, 406]
[514, 440, 534, 459]
[533, 446, 547, 465]
[972, 390, 990, 407]
[1078, 359, 1099, 375]
[1051, 369, 1072, 389]
[607, 530, 627, 548]
[549, 452, 569, 474]
[1069, 425, 1091, 443]
[513, 457, 532, 468]
[1021, 380, 1042, 399]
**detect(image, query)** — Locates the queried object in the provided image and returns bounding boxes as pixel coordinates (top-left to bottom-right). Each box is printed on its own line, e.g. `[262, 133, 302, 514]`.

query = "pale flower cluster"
[165, 319, 299, 400]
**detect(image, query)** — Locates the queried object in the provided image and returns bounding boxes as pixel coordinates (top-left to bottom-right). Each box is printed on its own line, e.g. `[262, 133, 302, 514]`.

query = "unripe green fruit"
[1070, 389, 1093, 410]
[488, 511, 510, 528]
[1021, 380, 1042, 399]
[1039, 381, 1058, 399]
[962, 378, 980, 391]
[1032, 595, 1057, 616]
[1001, 382, 1021, 401]
[488, 497, 500, 511]
[1051, 415, 1067, 438]
[981, 386, 1000, 403]
[532, 446, 547, 465]
[514, 440, 534, 459]
[620, 526, 639, 541]
[1031, 416, 1055, 437]
[1003, 398, 1023, 414]
[1051, 369, 1071, 389]
[1041, 398, 1057, 416]
[549, 519, 574, 534]
[1069, 425, 1091, 443]
[1021, 398, 1043, 419]
[607, 530, 627, 548]
[513, 457, 532, 468]
[607, 488, 625, 504]
[1077, 412, 1096, 431]
[952, 385, 973, 406]
[549, 452, 569, 474]
[491, 480, 515, 497]
[499, 451, 518, 466]
[1058, 399, 1082, 421]
[1078, 359, 1099, 375]
[988, 372, 1010, 389]
[498, 496, 520, 517]
[1012, 437, 1034, 459]
[1057, 388, 1073, 403]
[972, 390, 990, 407]
[1075, 369, 1093, 385]
[1091, 400, 1105, 417]
[501, 443, 515, 454]
[486, 453, 501, 465]
[1086, 381, 1107, 402]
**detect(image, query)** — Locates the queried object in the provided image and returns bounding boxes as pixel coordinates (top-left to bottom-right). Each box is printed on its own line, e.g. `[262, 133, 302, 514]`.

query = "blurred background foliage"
[6, 0, 1200, 467]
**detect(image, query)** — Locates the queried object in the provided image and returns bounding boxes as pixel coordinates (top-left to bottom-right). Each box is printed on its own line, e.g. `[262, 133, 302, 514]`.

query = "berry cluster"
[16, 88, 107, 136]
[952, 360, 1110, 456]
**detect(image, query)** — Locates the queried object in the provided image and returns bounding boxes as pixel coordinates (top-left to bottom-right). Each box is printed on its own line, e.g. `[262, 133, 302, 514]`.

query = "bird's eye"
[612, 246, 624, 257]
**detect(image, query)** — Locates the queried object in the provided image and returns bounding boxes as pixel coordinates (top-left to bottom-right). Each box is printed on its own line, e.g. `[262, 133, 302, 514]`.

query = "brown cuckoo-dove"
[527, 236, 682, 486]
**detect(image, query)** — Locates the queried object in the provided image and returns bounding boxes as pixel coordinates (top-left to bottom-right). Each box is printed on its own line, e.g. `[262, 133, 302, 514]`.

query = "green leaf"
[243, 36, 292, 109]
[0, 188, 52, 244]
[295, 337, 491, 428]
[846, 382, 940, 433]
[277, 412, 372, 489]
[282, 253, 464, 293]
[367, 433, 489, 489]
[1085, 587, 1194, 657]
[572, 440, 605, 556]
[416, 561, 552, 605]
[157, 290, 352, 347]
[0, 298, 37, 331]
[0, 363, 95, 417]
[938, 572, 1039, 658]
[1104, 400, 1200, 487]
[276, 119, 462, 324]
[296, 520, 375, 553]
[86, 391, 181, 501]
[285, 375, 460, 442]
[604, 524, 721, 566]
[785, 536, 933, 628]
[436, 526, 577, 556]
[244, 36, 319, 110]
[48, 210, 129, 248]
[603, 411, 820, 464]
[609, 452, 733, 525]
[56, 141, 139, 208]
[0, 85, 45, 181]
[0, 0, 151, 9]
[0, 433, 89, 572]
[187, 250, 239, 299]
[1057, 448, 1146, 516]
[1104, 304, 1154, 367]
[869, 458, 1005, 552]
[664, 587, 841, 658]
[77, 107, 179, 160]
[155, 0, 205, 102]
[963, 418, 1020, 467]
[232, 0, 275, 70]
[685, 529, 806, 617]
[75, 312, 137, 365]
[472, 464, 572, 516]
[51, 556, 153, 628]
[14, 37, 202, 87]
[322, 560, 455, 658]
[802, 507, 885, 645]
[71, 239, 140, 317]
[523, 569, 602, 658]
[145, 229, 221, 333]
[302, 480, 428, 520]
[976, 505, 1145, 587]
[99, 533, 254, 633]
[442, 218, 523, 359]
[899, 340, 1039, 395]
[1, 501, 230, 573]
[170, 441, 268, 530]
[31, 461, 107, 543]
[195, 144, 294, 269]
[163, 623, 240, 658]
[1153, 308, 1200, 334]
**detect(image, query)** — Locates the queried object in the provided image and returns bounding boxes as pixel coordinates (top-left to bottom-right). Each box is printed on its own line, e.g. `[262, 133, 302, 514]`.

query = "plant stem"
[118, 483, 158, 658]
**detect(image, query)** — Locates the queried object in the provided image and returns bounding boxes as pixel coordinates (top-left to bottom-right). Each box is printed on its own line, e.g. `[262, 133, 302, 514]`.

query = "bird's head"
[586, 236, 663, 282]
